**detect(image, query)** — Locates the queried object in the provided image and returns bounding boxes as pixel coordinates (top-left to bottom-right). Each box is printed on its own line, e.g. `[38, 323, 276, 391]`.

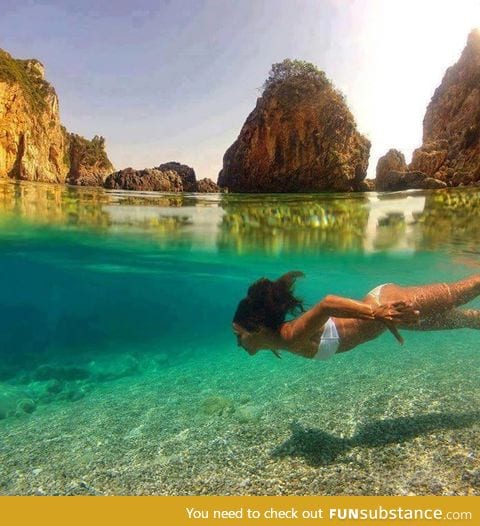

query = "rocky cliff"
[196, 178, 219, 192]
[103, 164, 220, 193]
[218, 59, 370, 192]
[104, 167, 184, 192]
[0, 48, 112, 184]
[409, 29, 480, 186]
[66, 134, 114, 186]
[375, 149, 446, 191]
[156, 162, 196, 191]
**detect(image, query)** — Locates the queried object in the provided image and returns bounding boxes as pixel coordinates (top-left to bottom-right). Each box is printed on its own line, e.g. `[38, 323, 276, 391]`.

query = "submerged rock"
[218, 59, 370, 192]
[104, 167, 183, 192]
[235, 404, 261, 423]
[45, 379, 64, 395]
[0, 383, 36, 419]
[200, 395, 234, 416]
[33, 364, 90, 382]
[91, 354, 140, 382]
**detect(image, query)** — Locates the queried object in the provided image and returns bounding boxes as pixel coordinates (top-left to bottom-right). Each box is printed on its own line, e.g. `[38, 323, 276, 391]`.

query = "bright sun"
[342, 0, 480, 176]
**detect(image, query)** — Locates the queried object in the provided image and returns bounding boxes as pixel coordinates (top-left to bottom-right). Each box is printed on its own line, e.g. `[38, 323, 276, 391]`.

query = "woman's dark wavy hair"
[233, 271, 305, 332]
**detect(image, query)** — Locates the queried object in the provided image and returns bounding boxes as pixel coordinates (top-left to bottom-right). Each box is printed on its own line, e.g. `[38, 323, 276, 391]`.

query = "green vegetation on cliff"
[0, 49, 51, 113]
[263, 59, 328, 89]
[262, 59, 337, 107]
[68, 134, 113, 171]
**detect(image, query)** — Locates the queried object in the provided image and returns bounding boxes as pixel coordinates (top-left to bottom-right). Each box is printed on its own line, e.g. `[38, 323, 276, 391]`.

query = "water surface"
[0, 180, 478, 495]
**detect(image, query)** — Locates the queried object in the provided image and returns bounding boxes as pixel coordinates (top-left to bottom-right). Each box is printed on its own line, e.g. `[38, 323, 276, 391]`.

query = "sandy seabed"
[0, 338, 479, 496]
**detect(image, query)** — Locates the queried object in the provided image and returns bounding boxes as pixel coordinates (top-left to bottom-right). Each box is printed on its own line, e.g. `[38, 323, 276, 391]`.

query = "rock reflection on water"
[0, 180, 110, 229]
[218, 195, 369, 253]
[1, 180, 480, 255]
[419, 192, 480, 251]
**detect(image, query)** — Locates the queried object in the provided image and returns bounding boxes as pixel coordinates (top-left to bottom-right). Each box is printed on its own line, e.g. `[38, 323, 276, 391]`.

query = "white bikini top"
[313, 317, 340, 361]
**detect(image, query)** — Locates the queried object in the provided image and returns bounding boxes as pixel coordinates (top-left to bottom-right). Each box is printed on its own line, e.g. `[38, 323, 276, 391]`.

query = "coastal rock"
[375, 170, 446, 192]
[358, 179, 375, 191]
[422, 177, 448, 189]
[409, 30, 480, 186]
[0, 48, 112, 184]
[375, 149, 447, 191]
[156, 162, 196, 191]
[195, 178, 220, 192]
[104, 167, 183, 192]
[375, 149, 407, 191]
[66, 134, 114, 186]
[218, 59, 370, 192]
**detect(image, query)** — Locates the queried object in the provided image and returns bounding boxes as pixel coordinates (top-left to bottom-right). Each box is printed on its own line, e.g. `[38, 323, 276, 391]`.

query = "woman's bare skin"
[233, 275, 480, 359]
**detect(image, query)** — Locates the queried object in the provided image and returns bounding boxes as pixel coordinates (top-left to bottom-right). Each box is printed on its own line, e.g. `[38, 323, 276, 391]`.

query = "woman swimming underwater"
[232, 272, 480, 360]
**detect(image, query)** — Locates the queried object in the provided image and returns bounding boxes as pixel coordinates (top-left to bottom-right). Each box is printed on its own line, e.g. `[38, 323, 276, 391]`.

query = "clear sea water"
[0, 180, 478, 495]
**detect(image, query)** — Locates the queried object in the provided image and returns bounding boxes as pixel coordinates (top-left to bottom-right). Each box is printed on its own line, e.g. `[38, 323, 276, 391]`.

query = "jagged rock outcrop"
[218, 59, 370, 192]
[375, 149, 446, 191]
[358, 179, 375, 192]
[409, 29, 480, 186]
[104, 167, 183, 192]
[375, 149, 407, 191]
[66, 134, 114, 186]
[156, 162, 196, 191]
[196, 178, 220, 193]
[376, 169, 447, 192]
[0, 48, 112, 184]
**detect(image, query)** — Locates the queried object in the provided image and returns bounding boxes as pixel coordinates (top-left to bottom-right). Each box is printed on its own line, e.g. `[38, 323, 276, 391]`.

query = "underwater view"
[0, 179, 479, 496]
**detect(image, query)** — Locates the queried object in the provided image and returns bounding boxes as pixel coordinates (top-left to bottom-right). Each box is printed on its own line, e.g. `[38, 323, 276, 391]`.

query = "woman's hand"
[373, 301, 420, 345]
[373, 301, 419, 324]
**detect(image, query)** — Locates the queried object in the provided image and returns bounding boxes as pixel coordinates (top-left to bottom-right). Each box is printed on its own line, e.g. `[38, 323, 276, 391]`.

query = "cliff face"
[66, 134, 114, 186]
[0, 51, 67, 182]
[410, 30, 480, 185]
[0, 49, 112, 185]
[218, 60, 370, 192]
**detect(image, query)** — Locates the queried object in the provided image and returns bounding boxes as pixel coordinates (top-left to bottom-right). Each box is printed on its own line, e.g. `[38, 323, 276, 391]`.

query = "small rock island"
[218, 59, 371, 192]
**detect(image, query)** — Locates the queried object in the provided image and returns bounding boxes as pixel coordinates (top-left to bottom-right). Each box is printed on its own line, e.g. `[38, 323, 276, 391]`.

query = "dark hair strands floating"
[233, 271, 305, 332]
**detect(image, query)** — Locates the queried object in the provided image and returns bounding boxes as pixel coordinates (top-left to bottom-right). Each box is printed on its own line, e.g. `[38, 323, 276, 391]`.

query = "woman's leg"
[337, 276, 480, 352]
[401, 308, 480, 331]
[380, 274, 480, 318]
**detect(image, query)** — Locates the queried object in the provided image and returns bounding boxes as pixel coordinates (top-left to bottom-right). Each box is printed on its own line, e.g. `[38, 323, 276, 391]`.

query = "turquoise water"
[0, 180, 478, 495]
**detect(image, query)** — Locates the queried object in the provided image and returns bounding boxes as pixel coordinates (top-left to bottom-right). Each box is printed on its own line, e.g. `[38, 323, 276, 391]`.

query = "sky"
[1, 0, 480, 181]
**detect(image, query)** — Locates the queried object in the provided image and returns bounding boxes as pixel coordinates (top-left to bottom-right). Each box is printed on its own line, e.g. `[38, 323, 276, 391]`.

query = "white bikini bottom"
[313, 317, 340, 361]
[367, 283, 392, 303]
[313, 283, 393, 361]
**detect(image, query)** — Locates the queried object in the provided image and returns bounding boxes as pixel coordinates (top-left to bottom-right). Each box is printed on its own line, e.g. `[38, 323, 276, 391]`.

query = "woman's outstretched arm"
[281, 295, 418, 343]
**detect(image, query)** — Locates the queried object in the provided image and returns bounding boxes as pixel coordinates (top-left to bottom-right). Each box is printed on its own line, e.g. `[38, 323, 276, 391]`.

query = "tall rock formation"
[410, 29, 480, 186]
[0, 48, 112, 184]
[218, 59, 370, 192]
[375, 149, 407, 191]
[66, 134, 114, 186]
